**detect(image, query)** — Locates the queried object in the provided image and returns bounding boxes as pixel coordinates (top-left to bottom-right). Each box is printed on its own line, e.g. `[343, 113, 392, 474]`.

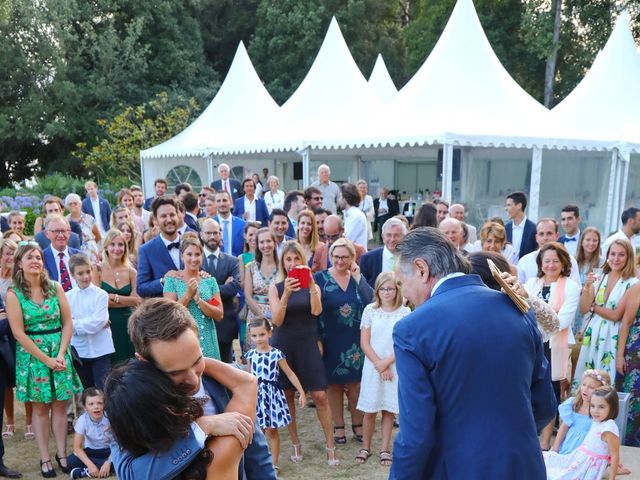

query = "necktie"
[208, 253, 217, 273]
[58, 252, 72, 292]
[390, 254, 396, 272]
[223, 220, 231, 255]
[224, 181, 228, 193]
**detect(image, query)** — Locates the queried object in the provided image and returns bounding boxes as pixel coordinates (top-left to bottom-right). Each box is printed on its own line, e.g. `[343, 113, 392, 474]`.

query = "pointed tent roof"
[368, 54, 398, 103]
[551, 13, 640, 148]
[141, 42, 279, 159]
[221, 17, 383, 153]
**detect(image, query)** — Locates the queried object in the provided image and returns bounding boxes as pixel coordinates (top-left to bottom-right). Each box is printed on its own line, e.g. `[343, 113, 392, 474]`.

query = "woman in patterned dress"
[244, 228, 278, 329]
[5, 242, 83, 477]
[314, 238, 373, 445]
[574, 239, 638, 389]
[616, 282, 640, 446]
[65, 193, 101, 263]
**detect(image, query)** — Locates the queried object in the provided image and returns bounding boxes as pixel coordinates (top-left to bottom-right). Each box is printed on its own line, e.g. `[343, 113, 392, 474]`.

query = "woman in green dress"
[163, 233, 224, 359]
[5, 242, 83, 477]
[92, 229, 141, 363]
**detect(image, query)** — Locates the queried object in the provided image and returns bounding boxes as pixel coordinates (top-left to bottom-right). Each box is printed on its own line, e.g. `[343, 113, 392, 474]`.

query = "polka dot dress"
[244, 347, 292, 429]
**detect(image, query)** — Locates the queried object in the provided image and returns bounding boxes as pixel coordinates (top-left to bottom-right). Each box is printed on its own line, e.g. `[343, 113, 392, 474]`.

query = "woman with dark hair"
[411, 203, 438, 229]
[575, 227, 603, 285]
[105, 358, 255, 480]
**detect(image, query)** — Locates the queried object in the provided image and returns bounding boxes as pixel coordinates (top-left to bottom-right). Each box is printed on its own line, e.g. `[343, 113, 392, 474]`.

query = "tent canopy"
[368, 54, 398, 104]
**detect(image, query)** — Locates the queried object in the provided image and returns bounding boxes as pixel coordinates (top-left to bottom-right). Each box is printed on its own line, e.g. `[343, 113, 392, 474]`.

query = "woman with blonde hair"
[478, 221, 518, 266]
[575, 227, 604, 284]
[244, 228, 279, 331]
[116, 220, 140, 267]
[296, 209, 327, 273]
[92, 229, 140, 363]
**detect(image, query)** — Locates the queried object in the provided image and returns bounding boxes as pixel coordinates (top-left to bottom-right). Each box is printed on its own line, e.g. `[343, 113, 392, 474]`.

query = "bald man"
[450, 204, 477, 243]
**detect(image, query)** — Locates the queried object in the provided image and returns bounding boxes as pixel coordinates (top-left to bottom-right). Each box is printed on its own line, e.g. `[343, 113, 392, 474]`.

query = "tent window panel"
[625, 155, 640, 209]
[167, 165, 203, 190]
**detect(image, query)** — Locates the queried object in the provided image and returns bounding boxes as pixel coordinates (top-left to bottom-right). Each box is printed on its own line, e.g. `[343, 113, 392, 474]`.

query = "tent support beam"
[206, 154, 214, 188]
[605, 149, 619, 234]
[298, 147, 311, 188]
[528, 147, 542, 223]
[619, 148, 631, 214]
[442, 143, 453, 203]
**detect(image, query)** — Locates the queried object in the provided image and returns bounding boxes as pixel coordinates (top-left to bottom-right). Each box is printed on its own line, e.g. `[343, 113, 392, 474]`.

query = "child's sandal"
[379, 451, 392, 467]
[355, 448, 371, 464]
[290, 443, 303, 463]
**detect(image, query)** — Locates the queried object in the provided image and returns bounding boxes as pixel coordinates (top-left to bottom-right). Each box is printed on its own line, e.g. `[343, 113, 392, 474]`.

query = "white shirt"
[465, 223, 478, 244]
[288, 215, 297, 235]
[264, 190, 285, 213]
[377, 198, 388, 216]
[343, 206, 368, 251]
[194, 381, 217, 416]
[159, 233, 181, 269]
[67, 283, 114, 358]
[601, 229, 631, 258]
[91, 196, 106, 235]
[562, 230, 581, 258]
[511, 216, 527, 257]
[382, 246, 395, 273]
[243, 196, 257, 222]
[517, 249, 581, 286]
[431, 272, 466, 296]
[52, 247, 77, 289]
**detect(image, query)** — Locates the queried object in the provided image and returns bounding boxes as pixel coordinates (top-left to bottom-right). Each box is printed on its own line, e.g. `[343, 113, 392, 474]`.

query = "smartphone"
[288, 266, 310, 288]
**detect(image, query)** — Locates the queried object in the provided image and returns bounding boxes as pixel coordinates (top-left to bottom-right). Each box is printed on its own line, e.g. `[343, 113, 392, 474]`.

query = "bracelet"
[115, 294, 120, 304]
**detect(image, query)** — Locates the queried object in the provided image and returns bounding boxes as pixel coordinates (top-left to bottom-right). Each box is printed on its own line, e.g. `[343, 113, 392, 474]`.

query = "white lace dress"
[356, 304, 410, 414]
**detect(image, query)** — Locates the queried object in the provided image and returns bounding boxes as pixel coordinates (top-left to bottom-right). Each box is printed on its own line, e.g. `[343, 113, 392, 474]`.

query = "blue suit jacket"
[184, 213, 201, 233]
[285, 217, 296, 239]
[43, 246, 82, 281]
[211, 179, 242, 202]
[111, 373, 275, 480]
[214, 215, 246, 257]
[81, 196, 112, 231]
[359, 247, 384, 288]
[202, 252, 240, 342]
[0, 216, 7, 233]
[390, 275, 556, 480]
[233, 196, 269, 226]
[505, 218, 537, 259]
[136, 235, 180, 297]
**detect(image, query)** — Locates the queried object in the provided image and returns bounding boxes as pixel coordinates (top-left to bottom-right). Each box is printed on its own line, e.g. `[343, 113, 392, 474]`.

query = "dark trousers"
[0, 367, 5, 462]
[68, 448, 111, 470]
[218, 340, 233, 363]
[74, 354, 111, 390]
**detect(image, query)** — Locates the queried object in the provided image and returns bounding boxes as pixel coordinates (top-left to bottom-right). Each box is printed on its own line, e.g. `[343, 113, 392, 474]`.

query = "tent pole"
[611, 148, 623, 234]
[442, 143, 453, 203]
[528, 147, 542, 223]
[206, 154, 214, 188]
[605, 150, 618, 235]
[298, 147, 311, 189]
[618, 147, 631, 212]
[139, 154, 147, 199]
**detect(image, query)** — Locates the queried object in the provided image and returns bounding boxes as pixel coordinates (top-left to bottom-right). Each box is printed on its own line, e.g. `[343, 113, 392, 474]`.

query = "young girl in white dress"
[355, 272, 410, 467]
[544, 385, 621, 480]
[244, 318, 306, 472]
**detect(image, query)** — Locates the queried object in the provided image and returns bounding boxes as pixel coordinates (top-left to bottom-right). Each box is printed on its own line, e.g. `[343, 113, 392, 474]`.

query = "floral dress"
[246, 262, 277, 323]
[314, 270, 373, 384]
[616, 305, 640, 446]
[68, 213, 99, 262]
[573, 275, 637, 389]
[164, 276, 221, 360]
[12, 287, 83, 403]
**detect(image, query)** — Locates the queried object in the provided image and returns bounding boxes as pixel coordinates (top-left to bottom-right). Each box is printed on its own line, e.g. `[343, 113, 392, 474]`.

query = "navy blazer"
[143, 196, 155, 211]
[184, 213, 201, 233]
[137, 236, 181, 297]
[214, 215, 246, 257]
[373, 197, 400, 233]
[0, 216, 7, 233]
[43, 246, 82, 282]
[202, 252, 241, 342]
[233, 196, 269, 226]
[111, 373, 275, 480]
[390, 275, 556, 479]
[81, 196, 111, 231]
[285, 216, 296, 239]
[211, 179, 242, 202]
[505, 218, 538, 259]
[35, 230, 82, 250]
[360, 247, 384, 288]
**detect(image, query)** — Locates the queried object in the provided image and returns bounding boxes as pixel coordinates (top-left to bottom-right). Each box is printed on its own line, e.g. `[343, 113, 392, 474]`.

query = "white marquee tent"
[368, 55, 398, 104]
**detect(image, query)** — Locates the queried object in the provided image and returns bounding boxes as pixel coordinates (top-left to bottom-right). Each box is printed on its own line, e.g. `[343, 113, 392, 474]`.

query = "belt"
[258, 378, 283, 389]
[25, 327, 61, 336]
[578, 445, 610, 461]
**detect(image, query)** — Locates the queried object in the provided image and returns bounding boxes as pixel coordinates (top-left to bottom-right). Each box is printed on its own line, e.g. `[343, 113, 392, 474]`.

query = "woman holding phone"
[268, 241, 337, 465]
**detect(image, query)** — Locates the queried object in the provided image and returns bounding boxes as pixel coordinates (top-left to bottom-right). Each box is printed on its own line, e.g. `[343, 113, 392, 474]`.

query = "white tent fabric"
[551, 13, 640, 149]
[368, 54, 398, 104]
[140, 41, 279, 159]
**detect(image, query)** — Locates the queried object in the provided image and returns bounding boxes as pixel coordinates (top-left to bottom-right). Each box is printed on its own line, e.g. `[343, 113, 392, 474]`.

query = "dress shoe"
[0, 465, 22, 478]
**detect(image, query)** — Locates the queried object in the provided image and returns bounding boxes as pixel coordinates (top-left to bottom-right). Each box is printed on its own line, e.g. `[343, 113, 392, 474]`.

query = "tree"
[74, 93, 199, 184]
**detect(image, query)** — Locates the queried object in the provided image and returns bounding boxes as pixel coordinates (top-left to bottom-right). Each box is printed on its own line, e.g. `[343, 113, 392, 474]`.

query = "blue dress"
[558, 397, 592, 454]
[244, 348, 291, 429]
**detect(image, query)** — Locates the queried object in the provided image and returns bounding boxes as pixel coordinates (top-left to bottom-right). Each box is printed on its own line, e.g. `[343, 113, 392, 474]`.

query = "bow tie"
[565, 237, 577, 243]
[167, 241, 180, 250]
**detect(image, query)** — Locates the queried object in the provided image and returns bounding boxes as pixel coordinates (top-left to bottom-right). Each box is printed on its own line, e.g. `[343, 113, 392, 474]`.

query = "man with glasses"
[42, 215, 81, 292]
[198, 187, 215, 218]
[303, 186, 324, 211]
[34, 197, 83, 250]
[311, 164, 341, 214]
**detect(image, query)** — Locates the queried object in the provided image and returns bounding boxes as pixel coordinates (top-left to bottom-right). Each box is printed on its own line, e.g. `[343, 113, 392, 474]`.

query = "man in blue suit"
[182, 192, 201, 233]
[137, 197, 184, 297]
[211, 163, 242, 202]
[110, 298, 275, 480]
[143, 178, 168, 211]
[360, 217, 407, 288]
[390, 228, 557, 479]
[0, 200, 8, 232]
[42, 215, 82, 292]
[82, 181, 111, 236]
[214, 191, 246, 257]
[505, 191, 537, 261]
[233, 178, 269, 226]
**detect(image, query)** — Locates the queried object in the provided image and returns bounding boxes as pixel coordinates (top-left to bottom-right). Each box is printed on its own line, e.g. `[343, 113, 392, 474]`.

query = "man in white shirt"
[601, 207, 640, 257]
[505, 191, 537, 260]
[340, 183, 368, 251]
[130, 185, 151, 232]
[83, 181, 110, 235]
[360, 217, 407, 287]
[67, 254, 114, 389]
[269, 209, 292, 258]
[311, 164, 341, 213]
[517, 218, 581, 285]
[559, 204, 582, 258]
[449, 204, 477, 243]
[42, 215, 81, 291]
[211, 163, 242, 202]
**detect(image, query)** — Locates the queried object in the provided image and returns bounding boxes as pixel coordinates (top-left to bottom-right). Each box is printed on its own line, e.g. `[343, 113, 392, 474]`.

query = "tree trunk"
[543, 0, 562, 108]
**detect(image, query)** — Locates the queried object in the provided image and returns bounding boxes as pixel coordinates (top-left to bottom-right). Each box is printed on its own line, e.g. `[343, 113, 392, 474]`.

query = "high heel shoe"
[40, 459, 56, 478]
[290, 443, 303, 463]
[325, 445, 340, 466]
[2, 424, 14, 439]
[24, 424, 35, 440]
[352, 423, 363, 443]
[55, 454, 70, 474]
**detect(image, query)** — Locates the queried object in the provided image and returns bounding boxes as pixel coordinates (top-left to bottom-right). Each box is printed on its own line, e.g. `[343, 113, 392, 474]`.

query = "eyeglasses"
[331, 255, 351, 262]
[18, 241, 39, 247]
[201, 231, 217, 236]
[379, 287, 397, 293]
[48, 229, 70, 236]
[199, 193, 208, 197]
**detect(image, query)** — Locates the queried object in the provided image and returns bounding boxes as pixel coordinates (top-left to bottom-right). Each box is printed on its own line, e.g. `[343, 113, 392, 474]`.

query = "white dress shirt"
[91, 196, 106, 235]
[264, 190, 285, 213]
[601, 229, 631, 258]
[343, 206, 368, 251]
[52, 247, 77, 289]
[517, 249, 581, 286]
[511, 216, 527, 257]
[244, 196, 257, 222]
[382, 246, 395, 273]
[431, 272, 466, 296]
[68, 283, 114, 359]
[562, 230, 580, 258]
[377, 198, 388, 217]
[159, 233, 181, 269]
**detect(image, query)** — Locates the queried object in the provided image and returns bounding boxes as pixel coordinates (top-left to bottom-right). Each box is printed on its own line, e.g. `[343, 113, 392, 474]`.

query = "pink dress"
[543, 419, 618, 480]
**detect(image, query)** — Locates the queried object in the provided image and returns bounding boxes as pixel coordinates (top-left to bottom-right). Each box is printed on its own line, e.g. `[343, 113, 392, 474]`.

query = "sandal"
[352, 423, 363, 443]
[24, 424, 35, 440]
[333, 425, 347, 445]
[290, 443, 303, 463]
[380, 451, 392, 467]
[355, 448, 371, 464]
[55, 454, 70, 474]
[40, 459, 56, 478]
[2, 424, 14, 439]
[325, 445, 340, 466]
